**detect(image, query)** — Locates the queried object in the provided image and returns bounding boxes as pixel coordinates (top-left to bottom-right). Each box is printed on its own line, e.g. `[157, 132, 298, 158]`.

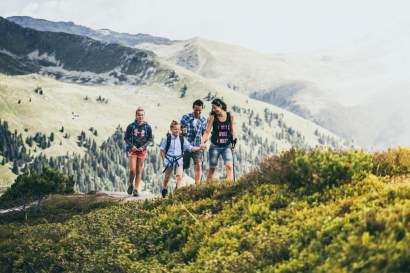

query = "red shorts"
[128, 149, 147, 159]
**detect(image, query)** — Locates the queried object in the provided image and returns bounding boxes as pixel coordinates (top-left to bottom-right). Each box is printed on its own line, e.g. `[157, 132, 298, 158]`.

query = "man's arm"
[180, 114, 189, 135]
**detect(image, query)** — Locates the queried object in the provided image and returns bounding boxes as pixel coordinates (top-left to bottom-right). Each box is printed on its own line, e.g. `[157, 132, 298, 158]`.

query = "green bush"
[0, 149, 409, 272]
[372, 147, 410, 176]
[251, 149, 373, 193]
[0, 167, 75, 209]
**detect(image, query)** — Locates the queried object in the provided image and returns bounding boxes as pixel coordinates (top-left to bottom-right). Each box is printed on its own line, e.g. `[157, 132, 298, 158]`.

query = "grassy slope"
[0, 68, 346, 183]
[0, 149, 409, 273]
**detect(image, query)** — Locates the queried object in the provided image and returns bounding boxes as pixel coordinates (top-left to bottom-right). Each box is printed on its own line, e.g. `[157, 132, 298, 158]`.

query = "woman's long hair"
[211, 98, 227, 115]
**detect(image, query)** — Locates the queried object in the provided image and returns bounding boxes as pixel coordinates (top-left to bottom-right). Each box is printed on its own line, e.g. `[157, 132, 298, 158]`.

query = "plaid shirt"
[180, 113, 207, 146]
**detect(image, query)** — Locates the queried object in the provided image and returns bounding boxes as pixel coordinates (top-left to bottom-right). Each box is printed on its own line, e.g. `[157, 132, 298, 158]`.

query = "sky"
[1, 0, 409, 53]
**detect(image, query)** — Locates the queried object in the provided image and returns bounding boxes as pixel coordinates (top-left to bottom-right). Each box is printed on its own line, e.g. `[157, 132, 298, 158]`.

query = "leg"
[225, 162, 234, 181]
[222, 147, 234, 181]
[135, 157, 145, 192]
[207, 167, 216, 182]
[175, 166, 183, 189]
[192, 151, 202, 185]
[207, 145, 220, 182]
[163, 168, 172, 189]
[128, 155, 137, 188]
[194, 159, 202, 185]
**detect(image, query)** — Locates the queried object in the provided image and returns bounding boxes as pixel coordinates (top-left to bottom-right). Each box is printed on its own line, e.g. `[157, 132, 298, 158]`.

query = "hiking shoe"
[132, 190, 139, 197]
[127, 184, 134, 195]
[161, 188, 168, 198]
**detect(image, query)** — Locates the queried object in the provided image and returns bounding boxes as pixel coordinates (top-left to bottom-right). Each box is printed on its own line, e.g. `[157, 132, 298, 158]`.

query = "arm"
[140, 125, 153, 150]
[159, 138, 166, 161]
[160, 150, 165, 161]
[180, 114, 189, 135]
[182, 137, 201, 152]
[230, 113, 237, 140]
[201, 115, 214, 145]
[124, 125, 132, 146]
[125, 125, 137, 151]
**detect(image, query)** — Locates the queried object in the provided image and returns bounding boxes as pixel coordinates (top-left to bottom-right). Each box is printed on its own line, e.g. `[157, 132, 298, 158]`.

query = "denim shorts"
[208, 143, 233, 168]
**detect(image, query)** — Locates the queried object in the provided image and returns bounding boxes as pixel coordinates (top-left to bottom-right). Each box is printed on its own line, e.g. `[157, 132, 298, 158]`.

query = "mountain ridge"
[7, 16, 174, 46]
[0, 16, 160, 85]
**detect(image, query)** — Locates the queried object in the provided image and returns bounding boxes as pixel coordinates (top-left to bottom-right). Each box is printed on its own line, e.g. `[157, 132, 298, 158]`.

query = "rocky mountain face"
[0, 17, 160, 84]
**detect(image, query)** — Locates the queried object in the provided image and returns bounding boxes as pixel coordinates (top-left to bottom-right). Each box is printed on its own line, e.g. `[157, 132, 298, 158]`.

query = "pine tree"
[180, 84, 188, 98]
[12, 160, 19, 174]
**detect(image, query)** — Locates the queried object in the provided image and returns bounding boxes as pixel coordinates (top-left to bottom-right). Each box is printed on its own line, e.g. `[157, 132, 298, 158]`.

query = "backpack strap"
[165, 133, 172, 154]
[164, 134, 185, 156]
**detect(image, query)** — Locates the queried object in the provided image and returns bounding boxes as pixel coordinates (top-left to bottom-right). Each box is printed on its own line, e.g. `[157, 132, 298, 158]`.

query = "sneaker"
[127, 184, 134, 195]
[161, 188, 168, 198]
[132, 190, 139, 197]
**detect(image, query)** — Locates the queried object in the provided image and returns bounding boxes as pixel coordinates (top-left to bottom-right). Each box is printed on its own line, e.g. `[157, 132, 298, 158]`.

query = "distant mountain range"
[0, 17, 160, 84]
[135, 37, 410, 150]
[7, 16, 173, 47]
[4, 15, 407, 150]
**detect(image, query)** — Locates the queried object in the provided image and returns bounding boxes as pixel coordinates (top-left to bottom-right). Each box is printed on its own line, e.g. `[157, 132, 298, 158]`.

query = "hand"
[136, 147, 144, 152]
[200, 143, 206, 150]
[182, 128, 188, 135]
[131, 145, 138, 152]
[231, 138, 238, 150]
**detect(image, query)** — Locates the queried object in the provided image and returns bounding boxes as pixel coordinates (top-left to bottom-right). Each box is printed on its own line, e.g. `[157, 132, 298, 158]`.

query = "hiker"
[201, 98, 237, 181]
[180, 99, 208, 185]
[124, 107, 153, 197]
[160, 120, 204, 198]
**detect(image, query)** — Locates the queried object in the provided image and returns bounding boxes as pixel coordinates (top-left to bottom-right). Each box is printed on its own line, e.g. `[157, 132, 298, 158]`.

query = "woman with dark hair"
[201, 98, 237, 181]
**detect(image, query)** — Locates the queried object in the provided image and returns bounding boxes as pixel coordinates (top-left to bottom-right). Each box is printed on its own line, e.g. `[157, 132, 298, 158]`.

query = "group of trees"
[0, 167, 75, 211]
[1, 119, 270, 194]
[34, 87, 43, 95]
[0, 120, 32, 175]
[96, 95, 109, 104]
[164, 70, 180, 87]
[24, 126, 164, 193]
[27, 132, 54, 149]
[180, 84, 188, 98]
[1, 101, 346, 195]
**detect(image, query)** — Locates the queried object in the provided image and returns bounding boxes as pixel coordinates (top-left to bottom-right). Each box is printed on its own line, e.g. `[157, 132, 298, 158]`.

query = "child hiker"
[160, 120, 204, 198]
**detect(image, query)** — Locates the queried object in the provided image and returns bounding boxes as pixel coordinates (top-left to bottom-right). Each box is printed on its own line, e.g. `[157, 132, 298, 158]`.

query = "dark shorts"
[183, 151, 203, 170]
